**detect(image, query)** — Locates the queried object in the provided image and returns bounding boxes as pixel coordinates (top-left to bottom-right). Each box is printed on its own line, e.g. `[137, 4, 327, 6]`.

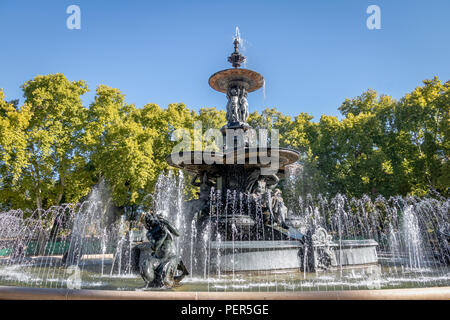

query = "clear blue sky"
[0, 0, 449, 120]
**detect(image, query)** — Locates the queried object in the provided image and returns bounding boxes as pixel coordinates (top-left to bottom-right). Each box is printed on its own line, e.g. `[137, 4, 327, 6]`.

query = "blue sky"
[0, 0, 449, 120]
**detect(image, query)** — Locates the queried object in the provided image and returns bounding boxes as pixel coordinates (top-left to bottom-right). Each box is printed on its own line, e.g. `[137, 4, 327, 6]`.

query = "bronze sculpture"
[226, 87, 240, 124]
[239, 89, 249, 123]
[132, 212, 188, 288]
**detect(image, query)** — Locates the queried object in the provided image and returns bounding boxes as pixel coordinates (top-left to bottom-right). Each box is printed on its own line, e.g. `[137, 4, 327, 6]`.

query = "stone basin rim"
[209, 68, 265, 93]
[166, 147, 300, 174]
[209, 240, 302, 250]
[208, 239, 379, 250]
[0, 285, 449, 300]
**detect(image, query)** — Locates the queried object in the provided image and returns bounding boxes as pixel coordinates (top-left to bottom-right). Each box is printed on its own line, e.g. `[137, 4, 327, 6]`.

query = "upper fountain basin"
[209, 68, 264, 93]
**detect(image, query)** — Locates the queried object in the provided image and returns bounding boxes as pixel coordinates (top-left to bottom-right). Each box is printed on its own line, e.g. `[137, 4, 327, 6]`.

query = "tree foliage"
[0, 74, 448, 213]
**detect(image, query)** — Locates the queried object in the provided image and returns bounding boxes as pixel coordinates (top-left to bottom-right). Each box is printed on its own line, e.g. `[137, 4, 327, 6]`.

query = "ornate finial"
[227, 36, 246, 68]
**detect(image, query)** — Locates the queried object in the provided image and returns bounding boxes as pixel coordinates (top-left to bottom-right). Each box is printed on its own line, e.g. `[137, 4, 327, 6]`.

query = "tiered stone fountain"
[167, 36, 378, 274]
[1, 34, 447, 297]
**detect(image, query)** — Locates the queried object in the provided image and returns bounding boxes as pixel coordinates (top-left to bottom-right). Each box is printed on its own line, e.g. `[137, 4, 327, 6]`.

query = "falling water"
[0, 169, 449, 291]
[262, 79, 266, 105]
[402, 205, 424, 269]
[234, 26, 247, 68]
[110, 215, 127, 276]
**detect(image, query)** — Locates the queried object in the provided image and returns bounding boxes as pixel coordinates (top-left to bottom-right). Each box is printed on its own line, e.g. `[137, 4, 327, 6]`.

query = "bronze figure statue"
[239, 88, 249, 123]
[226, 87, 240, 124]
[132, 212, 188, 288]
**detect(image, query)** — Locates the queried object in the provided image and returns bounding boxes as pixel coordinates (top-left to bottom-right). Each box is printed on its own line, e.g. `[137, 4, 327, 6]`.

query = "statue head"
[144, 212, 159, 230]
[256, 179, 267, 194]
[229, 87, 238, 96]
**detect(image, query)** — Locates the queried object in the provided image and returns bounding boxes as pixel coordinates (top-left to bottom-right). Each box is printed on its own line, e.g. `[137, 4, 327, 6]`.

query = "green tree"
[0, 90, 32, 209]
[393, 77, 449, 195]
[1, 75, 448, 212]
[2, 74, 90, 211]
[83, 85, 161, 207]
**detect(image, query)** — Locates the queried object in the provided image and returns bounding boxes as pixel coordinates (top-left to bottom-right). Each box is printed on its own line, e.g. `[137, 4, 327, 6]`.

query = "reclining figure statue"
[131, 212, 189, 288]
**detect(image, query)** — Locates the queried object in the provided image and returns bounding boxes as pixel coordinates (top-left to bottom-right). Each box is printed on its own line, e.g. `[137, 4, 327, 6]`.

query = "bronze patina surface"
[209, 68, 264, 93]
[166, 147, 300, 175]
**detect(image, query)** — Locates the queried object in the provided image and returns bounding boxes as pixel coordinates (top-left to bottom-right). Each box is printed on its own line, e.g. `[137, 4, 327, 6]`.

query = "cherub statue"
[226, 87, 240, 124]
[270, 188, 289, 229]
[239, 89, 249, 123]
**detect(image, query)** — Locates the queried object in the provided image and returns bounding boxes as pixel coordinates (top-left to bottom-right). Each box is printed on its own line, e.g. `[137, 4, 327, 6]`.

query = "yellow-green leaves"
[1, 75, 448, 212]
[0, 91, 31, 182]
[1, 74, 90, 211]
[85, 86, 156, 206]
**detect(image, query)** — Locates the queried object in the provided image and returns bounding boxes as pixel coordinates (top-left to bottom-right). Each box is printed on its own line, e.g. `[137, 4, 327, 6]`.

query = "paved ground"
[0, 286, 449, 300]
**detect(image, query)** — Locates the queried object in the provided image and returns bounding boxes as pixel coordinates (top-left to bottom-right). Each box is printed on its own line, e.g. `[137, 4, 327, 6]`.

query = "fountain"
[166, 35, 379, 274]
[0, 33, 449, 298]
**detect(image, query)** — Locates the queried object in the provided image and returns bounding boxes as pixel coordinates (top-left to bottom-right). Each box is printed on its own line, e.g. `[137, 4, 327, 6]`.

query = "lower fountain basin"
[334, 240, 379, 266]
[209, 240, 301, 272]
[1, 256, 449, 293]
[208, 239, 379, 272]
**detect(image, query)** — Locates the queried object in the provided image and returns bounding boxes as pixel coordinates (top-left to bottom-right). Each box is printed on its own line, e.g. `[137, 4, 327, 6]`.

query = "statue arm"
[154, 230, 168, 252]
[158, 216, 180, 237]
